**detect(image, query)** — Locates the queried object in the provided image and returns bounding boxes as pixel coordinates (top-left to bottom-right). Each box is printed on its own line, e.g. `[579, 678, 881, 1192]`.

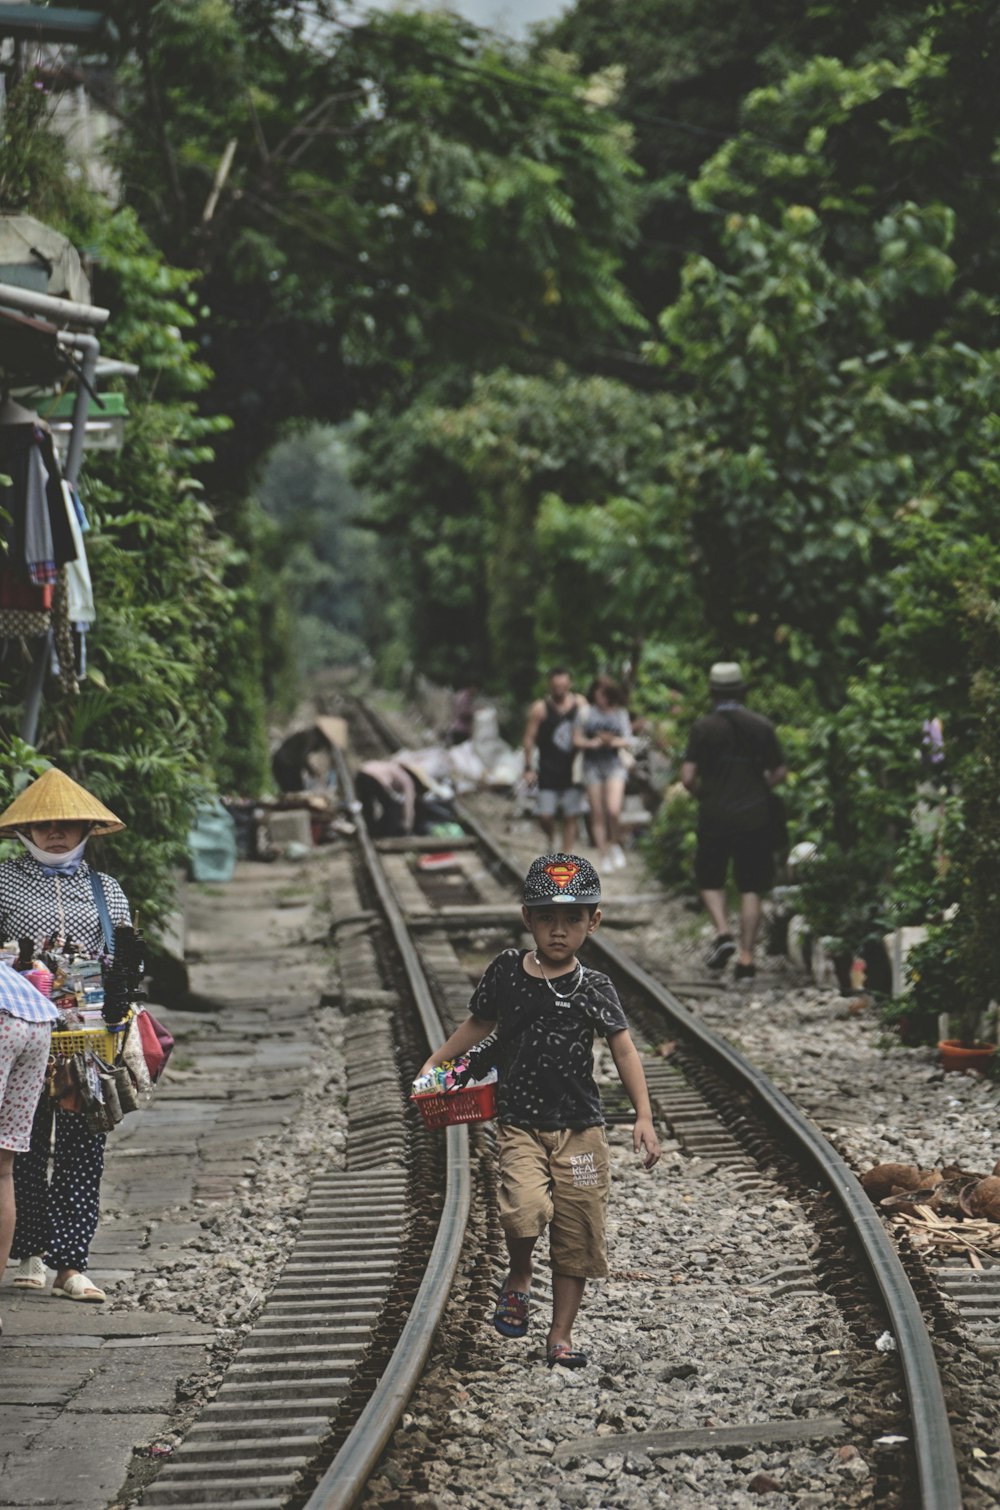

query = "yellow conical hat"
[0, 768, 125, 837]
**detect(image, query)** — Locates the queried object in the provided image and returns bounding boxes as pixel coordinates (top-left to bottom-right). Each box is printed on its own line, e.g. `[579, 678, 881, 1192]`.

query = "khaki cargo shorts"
[497, 1124, 611, 1279]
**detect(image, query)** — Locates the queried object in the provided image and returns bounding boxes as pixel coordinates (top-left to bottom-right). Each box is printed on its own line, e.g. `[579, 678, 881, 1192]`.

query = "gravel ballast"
[356, 785, 1000, 1508]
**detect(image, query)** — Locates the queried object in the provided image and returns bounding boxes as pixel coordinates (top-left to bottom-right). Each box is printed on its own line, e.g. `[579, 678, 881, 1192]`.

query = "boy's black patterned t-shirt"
[466, 948, 628, 1130]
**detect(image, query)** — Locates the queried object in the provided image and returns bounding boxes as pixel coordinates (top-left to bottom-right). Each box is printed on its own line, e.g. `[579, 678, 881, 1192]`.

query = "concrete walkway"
[0, 855, 338, 1510]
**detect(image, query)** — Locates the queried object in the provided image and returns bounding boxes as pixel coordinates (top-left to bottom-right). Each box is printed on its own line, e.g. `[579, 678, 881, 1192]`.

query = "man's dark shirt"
[684, 705, 784, 834]
[536, 698, 578, 790]
[466, 948, 628, 1130]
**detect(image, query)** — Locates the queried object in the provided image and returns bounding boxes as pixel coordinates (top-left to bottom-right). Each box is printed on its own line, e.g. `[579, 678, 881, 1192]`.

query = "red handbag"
[135, 1008, 175, 1083]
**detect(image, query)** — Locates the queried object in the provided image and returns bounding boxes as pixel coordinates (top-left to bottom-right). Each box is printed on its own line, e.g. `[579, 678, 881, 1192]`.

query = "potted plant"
[898, 923, 994, 1068]
[938, 956, 997, 1072]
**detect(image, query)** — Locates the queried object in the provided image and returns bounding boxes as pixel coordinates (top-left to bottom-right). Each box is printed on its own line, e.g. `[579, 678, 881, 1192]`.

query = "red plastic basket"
[411, 1081, 497, 1129]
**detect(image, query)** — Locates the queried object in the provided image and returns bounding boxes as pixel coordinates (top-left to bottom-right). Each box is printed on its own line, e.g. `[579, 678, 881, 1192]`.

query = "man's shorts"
[535, 786, 587, 820]
[695, 824, 774, 894]
[0, 1012, 50, 1153]
[497, 1124, 611, 1279]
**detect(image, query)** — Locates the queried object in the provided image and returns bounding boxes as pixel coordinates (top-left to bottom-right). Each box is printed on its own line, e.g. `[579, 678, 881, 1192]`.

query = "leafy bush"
[0, 89, 268, 929]
[883, 799, 962, 928]
[893, 925, 960, 1043]
[794, 840, 889, 960]
[641, 782, 699, 891]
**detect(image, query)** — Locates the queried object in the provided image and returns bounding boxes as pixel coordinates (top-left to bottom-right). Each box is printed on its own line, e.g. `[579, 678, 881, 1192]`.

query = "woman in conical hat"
[0, 768, 125, 842]
[0, 768, 130, 1304]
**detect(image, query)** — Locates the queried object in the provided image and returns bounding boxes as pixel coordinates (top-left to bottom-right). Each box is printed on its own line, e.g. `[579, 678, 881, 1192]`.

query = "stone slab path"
[0, 854, 340, 1510]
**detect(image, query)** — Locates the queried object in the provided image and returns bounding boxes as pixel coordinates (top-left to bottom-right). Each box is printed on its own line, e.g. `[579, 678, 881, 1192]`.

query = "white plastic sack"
[488, 748, 524, 790]
[446, 740, 487, 791]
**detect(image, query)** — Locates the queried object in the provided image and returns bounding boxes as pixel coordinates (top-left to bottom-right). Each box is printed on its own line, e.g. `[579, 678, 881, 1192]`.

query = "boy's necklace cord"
[533, 951, 583, 998]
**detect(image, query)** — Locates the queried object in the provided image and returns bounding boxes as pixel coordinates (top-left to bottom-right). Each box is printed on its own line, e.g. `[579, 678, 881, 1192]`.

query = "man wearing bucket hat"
[681, 663, 787, 982]
[0, 768, 130, 1302]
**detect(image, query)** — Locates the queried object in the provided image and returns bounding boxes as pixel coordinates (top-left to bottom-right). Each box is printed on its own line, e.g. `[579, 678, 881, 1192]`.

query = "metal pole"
[19, 631, 52, 745]
[60, 332, 100, 487]
[0, 281, 109, 327]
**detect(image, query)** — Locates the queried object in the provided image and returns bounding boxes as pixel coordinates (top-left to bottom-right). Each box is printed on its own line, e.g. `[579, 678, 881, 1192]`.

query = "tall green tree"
[542, 0, 929, 313]
[0, 81, 259, 925]
[354, 370, 675, 699]
[105, 2, 645, 493]
[645, 197, 992, 696]
[254, 424, 379, 677]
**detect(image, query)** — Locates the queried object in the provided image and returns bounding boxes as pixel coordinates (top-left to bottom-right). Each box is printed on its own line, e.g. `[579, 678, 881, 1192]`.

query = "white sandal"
[12, 1256, 47, 1289]
[52, 1273, 106, 1303]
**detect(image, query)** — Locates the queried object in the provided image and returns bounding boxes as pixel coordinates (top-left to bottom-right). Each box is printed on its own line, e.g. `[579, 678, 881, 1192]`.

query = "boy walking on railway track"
[417, 853, 660, 1368]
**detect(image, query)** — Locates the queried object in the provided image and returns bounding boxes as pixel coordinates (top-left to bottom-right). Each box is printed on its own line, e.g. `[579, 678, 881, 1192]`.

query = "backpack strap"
[88, 870, 115, 957]
[718, 708, 765, 775]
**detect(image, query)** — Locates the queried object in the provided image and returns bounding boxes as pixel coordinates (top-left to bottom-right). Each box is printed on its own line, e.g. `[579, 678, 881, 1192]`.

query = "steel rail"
[304, 749, 472, 1510]
[456, 800, 963, 1510]
[354, 700, 962, 1510]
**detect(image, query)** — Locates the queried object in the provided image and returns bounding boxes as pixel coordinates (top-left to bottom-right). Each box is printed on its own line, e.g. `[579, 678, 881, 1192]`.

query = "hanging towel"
[62, 481, 95, 624]
[23, 443, 57, 585]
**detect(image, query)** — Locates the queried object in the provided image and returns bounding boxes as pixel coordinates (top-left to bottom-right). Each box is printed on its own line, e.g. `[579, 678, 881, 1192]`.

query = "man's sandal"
[492, 1289, 530, 1338]
[546, 1342, 589, 1369]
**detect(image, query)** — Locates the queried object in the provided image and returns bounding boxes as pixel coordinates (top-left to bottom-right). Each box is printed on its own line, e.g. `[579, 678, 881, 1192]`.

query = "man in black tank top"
[681, 662, 787, 982]
[522, 668, 588, 850]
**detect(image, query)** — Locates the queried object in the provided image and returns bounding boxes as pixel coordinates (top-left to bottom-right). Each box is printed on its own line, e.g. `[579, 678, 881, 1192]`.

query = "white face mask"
[18, 832, 89, 872]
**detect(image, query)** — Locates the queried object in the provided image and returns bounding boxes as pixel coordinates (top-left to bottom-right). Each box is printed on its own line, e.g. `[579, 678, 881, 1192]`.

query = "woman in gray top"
[574, 676, 632, 874]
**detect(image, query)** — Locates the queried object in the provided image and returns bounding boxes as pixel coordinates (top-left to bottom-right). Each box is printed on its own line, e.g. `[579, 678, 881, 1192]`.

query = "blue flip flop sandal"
[493, 1289, 530, 1338]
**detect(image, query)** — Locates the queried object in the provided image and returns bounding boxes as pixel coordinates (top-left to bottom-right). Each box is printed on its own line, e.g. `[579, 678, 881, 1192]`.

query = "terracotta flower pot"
[938, 1039, 998, 1074]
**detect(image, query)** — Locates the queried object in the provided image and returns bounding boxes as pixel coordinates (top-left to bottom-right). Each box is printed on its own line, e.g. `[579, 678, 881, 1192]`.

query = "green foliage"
[107, 3, 646, 493]
[0, 71, 94, 221]
[534, 489, 697, 678]
[899, 924, 960, 1031]
[7, 0, 998, 971]
[0, 740, 53, 804]
[543, 0, 930, 313]
[948, 579, 1000, 1040]
[879, 966, 944, 1047]
[354, 370, 675, 698]
[882, 799, 960, 928]
[794, 840, 891, 958]
[40, 209, 257, 924]
[641, 781, 698, 891]
[646, 199, 997, 697]
[0, 75, 261, 928]
[351, 396, 488, 690]
[254, 425, 379, 681]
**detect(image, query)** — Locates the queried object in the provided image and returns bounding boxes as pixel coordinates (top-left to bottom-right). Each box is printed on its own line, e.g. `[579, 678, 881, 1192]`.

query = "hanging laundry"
[0, 407, 77, 591]
[61, 481, 95, 625]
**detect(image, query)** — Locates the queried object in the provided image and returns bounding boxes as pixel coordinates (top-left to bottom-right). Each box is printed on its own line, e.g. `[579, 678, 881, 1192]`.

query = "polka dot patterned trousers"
[11, 1095, 106, 1272]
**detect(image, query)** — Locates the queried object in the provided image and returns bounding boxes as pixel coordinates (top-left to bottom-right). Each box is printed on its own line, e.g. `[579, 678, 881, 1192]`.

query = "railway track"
[323, 695, 965, 1509]
[138, 693, 966, 1510]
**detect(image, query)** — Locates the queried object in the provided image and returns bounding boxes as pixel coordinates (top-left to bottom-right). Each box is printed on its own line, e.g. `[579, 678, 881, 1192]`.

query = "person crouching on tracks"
[416, 853, 660, 1369]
